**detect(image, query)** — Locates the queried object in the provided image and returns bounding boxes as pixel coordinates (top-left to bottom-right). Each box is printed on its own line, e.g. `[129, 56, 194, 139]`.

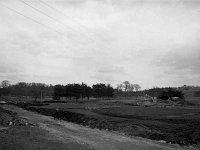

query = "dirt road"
[1, 105, 196, 150]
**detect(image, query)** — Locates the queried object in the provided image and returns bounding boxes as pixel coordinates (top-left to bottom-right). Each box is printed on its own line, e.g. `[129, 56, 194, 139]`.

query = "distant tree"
[1, 80, 11, 88]
[123, 81, 131, 93]
[133, 84, 141, 98]
[119, 81, 135, 97]
[145, 87, 165, 98]
[194, 91, 200, 97]
[133, 84, 141, 92]
[0, 86, 10, 97]
[64, 83, 93, 100]
[53, 85, 65, 100]
[65, 84, 73, 100]
[92, 83, 114, 98]
[115, 82, 142, 97]
[9, 82, 51, 100]
[0, 81, 52, 100]
[85, 86, 92, 100]
[81, 83, 87, 100]
[30, 83, 46, 101]
[44, 84, 54, 97]
[13, 82, 29, 98]
[157, 88, 184, 100]
[129, 84, 135, 92]
[72, 84, 82, 100]
[81, 83, 92, 100]
[115, 84, 124, 97]
[106, 84, 114, 98]
[92, 83, 107, 98]
[116, 84, 123, 91]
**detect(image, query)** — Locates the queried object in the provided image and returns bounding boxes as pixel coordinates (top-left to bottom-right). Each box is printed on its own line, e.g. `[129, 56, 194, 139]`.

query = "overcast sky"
[0, 0, 200, 89]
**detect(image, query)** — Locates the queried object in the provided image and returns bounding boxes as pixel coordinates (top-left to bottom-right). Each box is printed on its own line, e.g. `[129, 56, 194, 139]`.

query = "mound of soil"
[0, 107, 16, 125]
[0, 106, 35, 127]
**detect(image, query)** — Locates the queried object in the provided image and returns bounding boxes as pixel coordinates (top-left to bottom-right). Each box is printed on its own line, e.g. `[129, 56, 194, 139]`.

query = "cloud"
[157, 46, 200, 75]
[151, 44, 200, 87]
[90, 66, 126, 84]
[98, 66, 125, 74]
[90, 74, 117, 84]
[0, 0, 200, 88]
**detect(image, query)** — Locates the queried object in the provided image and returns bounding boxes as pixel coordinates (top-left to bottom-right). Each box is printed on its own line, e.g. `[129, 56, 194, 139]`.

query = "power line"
[0, 2, 75, 44]
[36, 0, 112, 53]
[37, 0, 108, 49]
[18, 0, 91, 46]
[38, 0, 94, 37]
[19, 0, 67, 27]
[0, 2, 50, 30]
[23, 0, 111, 54]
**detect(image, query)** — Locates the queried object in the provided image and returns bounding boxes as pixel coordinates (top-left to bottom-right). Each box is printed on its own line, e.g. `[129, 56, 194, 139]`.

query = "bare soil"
[1, 104, 195, 150]
[0, 106, 94, 150]
[15, 101, 200, 147]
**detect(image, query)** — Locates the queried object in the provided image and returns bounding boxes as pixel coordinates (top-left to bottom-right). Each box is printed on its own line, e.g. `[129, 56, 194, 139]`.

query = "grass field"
[94, 105, 200, 119]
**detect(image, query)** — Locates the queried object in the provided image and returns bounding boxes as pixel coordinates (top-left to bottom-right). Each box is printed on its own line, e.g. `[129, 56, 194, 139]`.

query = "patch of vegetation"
[194, 91, 200, 97]
[157, 88, 184, 100]
[0, 107, 16, 125]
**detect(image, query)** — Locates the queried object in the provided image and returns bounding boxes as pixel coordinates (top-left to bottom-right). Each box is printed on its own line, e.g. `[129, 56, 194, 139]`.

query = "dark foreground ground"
[14, 100, 200, 148]
[1, 104, 193, 150]
[0, 106, 94, 150]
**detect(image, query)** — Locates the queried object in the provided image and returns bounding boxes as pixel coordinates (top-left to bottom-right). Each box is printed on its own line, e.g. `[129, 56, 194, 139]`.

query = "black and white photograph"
[0, 0, 200, 149]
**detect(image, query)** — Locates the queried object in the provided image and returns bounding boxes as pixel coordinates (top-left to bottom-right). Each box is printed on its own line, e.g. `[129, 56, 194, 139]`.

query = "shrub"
[157, 88, 184, 100]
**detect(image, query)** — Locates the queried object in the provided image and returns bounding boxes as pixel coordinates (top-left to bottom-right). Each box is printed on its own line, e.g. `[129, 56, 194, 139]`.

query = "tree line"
[0, 80, 143, 100]
[53, 83, 114, 100]
[0, 80, 53, 101]
[0, 80, 187, 101]
[0, 80, 115, 101]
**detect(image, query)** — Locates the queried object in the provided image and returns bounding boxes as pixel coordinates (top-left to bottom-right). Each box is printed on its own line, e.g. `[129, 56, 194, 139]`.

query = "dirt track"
[1, 105, 196, 150]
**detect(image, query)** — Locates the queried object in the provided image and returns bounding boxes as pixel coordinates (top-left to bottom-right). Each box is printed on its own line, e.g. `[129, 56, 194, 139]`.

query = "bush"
[157, 89, 184, 100]
[194, 91, 200, 97]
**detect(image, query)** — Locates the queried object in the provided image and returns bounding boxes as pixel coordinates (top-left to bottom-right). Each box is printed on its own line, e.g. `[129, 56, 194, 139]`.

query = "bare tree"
[123, 81, 130, 93]
[133, 84, 141, 92]
[129, 84, 135, 92]
[133, 84, 141, 98]
[119, 81, 132, 97]
[117, 84, 123, 91]
[117, 81, 137, 97]
[1, 80, 11, 88]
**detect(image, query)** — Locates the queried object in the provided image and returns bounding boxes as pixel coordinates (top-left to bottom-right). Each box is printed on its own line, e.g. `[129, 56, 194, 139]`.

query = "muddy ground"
[14, 101, 200, 148]
[0, 106, 95, 150]
[1, 104, 195, 150]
